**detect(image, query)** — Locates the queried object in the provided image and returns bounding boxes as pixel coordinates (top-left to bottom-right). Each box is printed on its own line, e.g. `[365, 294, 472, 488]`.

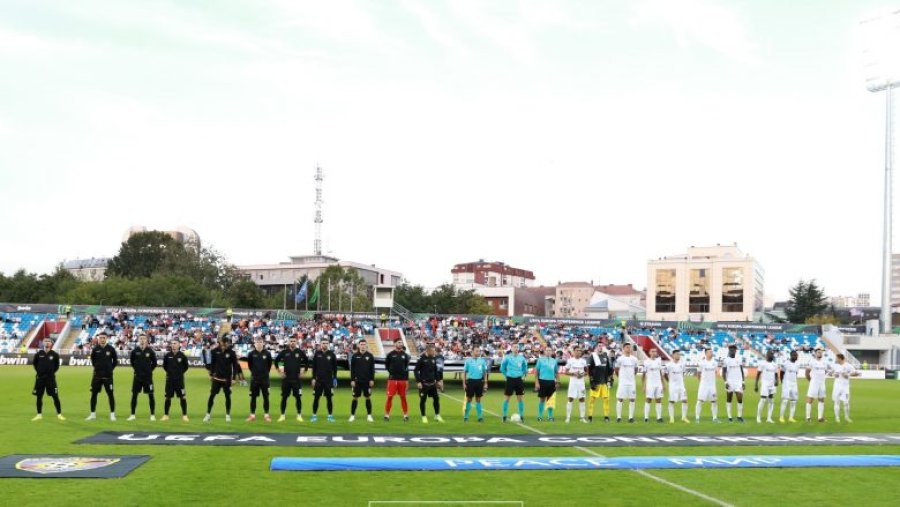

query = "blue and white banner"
[271, 455, 900, 472]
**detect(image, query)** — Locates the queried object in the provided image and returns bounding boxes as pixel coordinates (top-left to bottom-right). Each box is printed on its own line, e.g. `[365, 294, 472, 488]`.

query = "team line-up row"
[27, 334, 861, 425]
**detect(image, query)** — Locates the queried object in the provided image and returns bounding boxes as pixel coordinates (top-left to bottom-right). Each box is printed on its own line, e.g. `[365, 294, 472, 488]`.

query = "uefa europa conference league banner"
[77, 432, 900, 448]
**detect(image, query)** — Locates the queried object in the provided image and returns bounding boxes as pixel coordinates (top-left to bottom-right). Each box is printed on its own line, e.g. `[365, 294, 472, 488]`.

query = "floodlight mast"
[862, 10, 900, 334]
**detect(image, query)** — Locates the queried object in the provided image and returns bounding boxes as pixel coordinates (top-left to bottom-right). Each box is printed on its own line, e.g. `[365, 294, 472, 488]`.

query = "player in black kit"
[414, 343, 444, 423]
[162, 338, 189, 421]
[203, 336, 244, 422]
[310, 340, 337, 423]
[86, 332, 117, 421]
[274, 336, 308, 422]
[128, 334, 157, 421]
[349, 339, 376, 422]
[244, 336, 273, 422]
[31, 338, 64, 421]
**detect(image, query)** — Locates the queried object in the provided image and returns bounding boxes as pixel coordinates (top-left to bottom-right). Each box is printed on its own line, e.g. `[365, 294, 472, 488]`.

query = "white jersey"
[808, 358, 829, 384]
[616, 355, 638, 386]
[758, 361, 778, 386]
[666, 360, 686, 386]
[781, 360, 800, 386]
[833, 363, 855, 391]
[566, 357, 587, 382]
[643, 358, 663, 387]
[723, 356, 743, 386]
[698, 358, 718, 386]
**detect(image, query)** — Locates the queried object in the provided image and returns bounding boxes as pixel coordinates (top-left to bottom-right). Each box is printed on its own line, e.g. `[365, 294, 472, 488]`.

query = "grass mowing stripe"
[441, 391, 735, 507]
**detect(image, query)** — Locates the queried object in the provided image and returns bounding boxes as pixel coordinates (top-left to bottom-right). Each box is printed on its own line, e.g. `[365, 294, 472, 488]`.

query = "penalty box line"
[440, 392, 734, 507]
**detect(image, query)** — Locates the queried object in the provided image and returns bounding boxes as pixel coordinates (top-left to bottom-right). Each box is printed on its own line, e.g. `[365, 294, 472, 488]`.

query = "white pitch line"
[440, 392, 734, 507]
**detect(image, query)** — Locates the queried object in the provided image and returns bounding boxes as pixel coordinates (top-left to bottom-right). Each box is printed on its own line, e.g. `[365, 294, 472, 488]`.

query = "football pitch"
[2, 366, 899, 506]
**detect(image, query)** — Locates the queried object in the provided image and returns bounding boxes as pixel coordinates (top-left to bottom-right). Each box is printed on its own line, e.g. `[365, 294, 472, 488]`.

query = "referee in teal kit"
[462, 347, 489, 422]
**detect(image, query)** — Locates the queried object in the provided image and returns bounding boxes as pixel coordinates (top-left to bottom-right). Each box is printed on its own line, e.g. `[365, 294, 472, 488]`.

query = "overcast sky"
[0, 0, 897, 302]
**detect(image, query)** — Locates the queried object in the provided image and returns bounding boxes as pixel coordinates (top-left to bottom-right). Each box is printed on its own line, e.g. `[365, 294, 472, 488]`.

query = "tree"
[311, 266, 372, 312]
[394, 282, 429, 312]
[784, 279, 829, 324]
[107, 231, 181, 279]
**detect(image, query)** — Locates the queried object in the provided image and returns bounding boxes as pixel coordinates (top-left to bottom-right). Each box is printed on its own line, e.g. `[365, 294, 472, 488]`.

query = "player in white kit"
[779, 350, 800, 423]
[565, 347, 588, 423]
[805, 348, 830, 422]
[615, 343, 638, 423]
[695, 348, 720, 423]
[754, 350, 780, 423]
[722, 344, 745, 423]
[665, 349, 690, 423]
[642, 348, 665, 423]
[831, 353, 859, 423]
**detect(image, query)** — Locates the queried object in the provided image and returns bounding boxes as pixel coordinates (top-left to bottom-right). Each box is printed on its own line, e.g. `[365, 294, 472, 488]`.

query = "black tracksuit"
[245, 348, 273, 414]
[162, 350, 189, 415]
[588, 352, 614, 389]
[385, 350, 410, 381]
[311, 349, 337, 415]
[414, 354, 444, 416]
[32, 349, 61, 415]
[205, 346, 243, 415]
[130, 346, 157, 415]
[274, 347, 308, 415]
[90, 344, 117, 413]
[349, 351, 376, 416]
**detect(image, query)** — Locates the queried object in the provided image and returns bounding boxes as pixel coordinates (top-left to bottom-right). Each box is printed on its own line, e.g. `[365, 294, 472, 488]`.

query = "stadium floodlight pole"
[862, 9, 900, 334]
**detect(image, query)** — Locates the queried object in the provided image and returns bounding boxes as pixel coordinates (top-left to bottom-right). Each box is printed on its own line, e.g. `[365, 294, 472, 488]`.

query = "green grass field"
[2, 366, 899, 506]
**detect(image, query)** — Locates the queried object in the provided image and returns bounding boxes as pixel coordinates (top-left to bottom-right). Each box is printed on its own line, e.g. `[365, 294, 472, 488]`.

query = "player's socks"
[726, 402, 732, 420]
[817, 402, 825, 420]
[517, 401, 524, 418]
[682, 402, 688, 421]
[644, 402, 650, 421]
[628, 402, 635, 420]
[789, 401, 797, 420]
[464, 401, 472, 419]
[655, 402, 662, 420]
[779, 400, 787, 419]
[834, 402, 840, 422]
[668, 403, 675, 422]
[351, 399, 358, 416]
[737, 402, 743, 418]
[710, 402, 718, 420]
[475, 403, 483, 420]
[806, 402, 812, 420]
[579, 401, 585, 419]
[843, 402, 852, 422]
[502, 400, 509, 418]
[538, 400, 545, 419]
[767, 400, 775, 421]
[616, 400, 623, 420]
[695, 401, 702, 421]
[757, 399, 766, 420]
[547, 407, 554, 420]
[566, 402, 573, 421]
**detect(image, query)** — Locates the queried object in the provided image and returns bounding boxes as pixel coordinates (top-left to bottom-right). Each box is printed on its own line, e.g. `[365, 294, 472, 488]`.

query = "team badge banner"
[0, 455, 150, 478]
[271, 454, 900, 472]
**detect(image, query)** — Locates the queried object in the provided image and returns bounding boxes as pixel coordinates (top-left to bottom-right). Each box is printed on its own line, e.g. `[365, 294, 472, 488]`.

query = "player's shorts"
[131, 377, 154, 395]
[697, 383, 717, 402]
[567, 380, 586, 399]
[210, 378, 232, 396]
[313, 379, 333, 398]
[33, 376, 58, 397]
[538, 379, 556, 399]
[386, 379, 408, 397]
[832, 386, 850, 403]
[725, 380, 744, 393]
[807, 381, 826, 400]
[250, 379, 270, 397]
[759, 383, 776, 398]
[616, 383, 636, 400]
[90, 376, 114, 394]
[281, 380, 302, 398]
[465, 380, 485, 398]
[504, 377, 525, 396]
[668, 384, 687, 403]
[645, 384, 664, 400]
[419, 382, 439, 398]
[589, 383, 610, 399]
[165, 377, 186, 398]
[781, 383, 798, 401]
[352, 380, 372, 398]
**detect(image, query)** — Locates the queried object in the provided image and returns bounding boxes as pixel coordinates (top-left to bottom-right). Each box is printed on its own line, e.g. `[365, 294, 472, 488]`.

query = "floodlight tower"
[862, 9, 900, 333]
[314, 165, 324, 256]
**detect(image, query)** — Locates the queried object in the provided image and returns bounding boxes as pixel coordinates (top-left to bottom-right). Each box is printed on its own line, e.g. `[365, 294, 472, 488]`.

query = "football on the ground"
[510, 413, 521, 422]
